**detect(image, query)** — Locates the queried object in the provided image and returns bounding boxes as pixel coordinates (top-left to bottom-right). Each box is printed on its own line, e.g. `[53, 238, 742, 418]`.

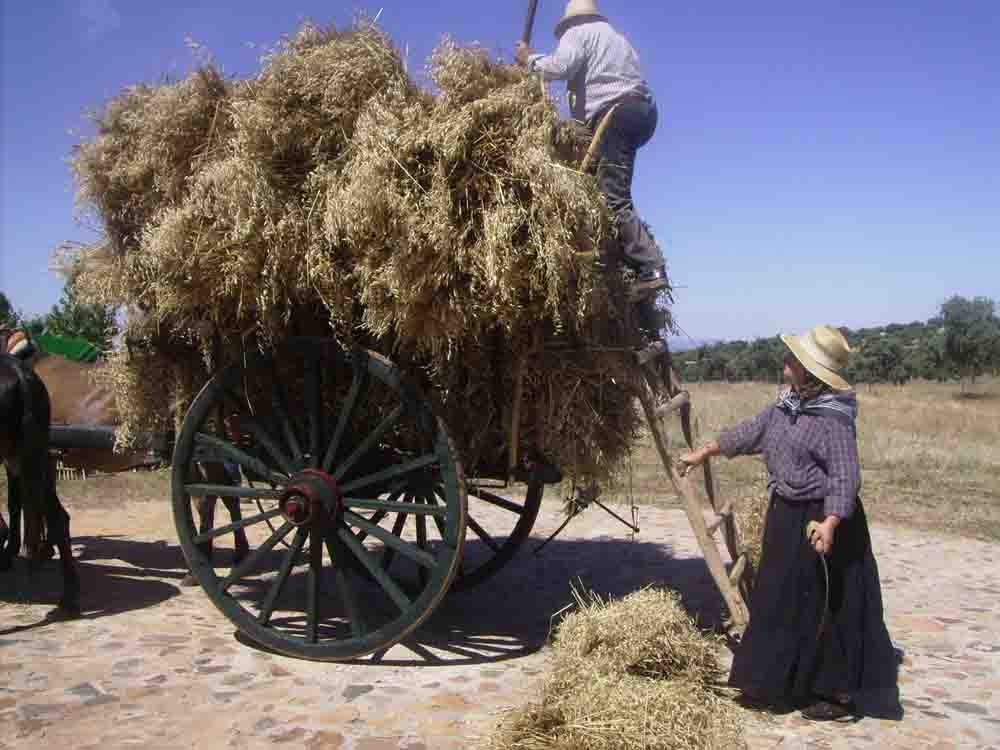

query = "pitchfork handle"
[522, 0, 539, 45]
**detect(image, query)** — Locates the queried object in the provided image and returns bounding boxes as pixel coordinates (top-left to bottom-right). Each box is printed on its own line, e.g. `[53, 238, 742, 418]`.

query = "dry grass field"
[605, 376, 1000, 542]
[2, 377, 997, 542]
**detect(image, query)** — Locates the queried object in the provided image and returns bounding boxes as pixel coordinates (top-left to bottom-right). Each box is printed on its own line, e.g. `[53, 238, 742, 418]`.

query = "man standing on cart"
[516, 0, 669, 311]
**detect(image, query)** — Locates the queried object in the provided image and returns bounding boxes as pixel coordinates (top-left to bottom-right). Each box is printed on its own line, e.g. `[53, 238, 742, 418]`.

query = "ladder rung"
[707, 514, 729, 537]
[655, 390, 690, 418]
[729, 554, 748, 585]
[706, 499, 735, 537]
[635, 340, 669, 367]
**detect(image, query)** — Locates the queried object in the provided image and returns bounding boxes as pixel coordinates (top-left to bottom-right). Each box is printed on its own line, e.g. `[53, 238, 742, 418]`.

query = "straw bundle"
[68, 20, 660, 483]
[490, 587, 744, 750]
[732, 467, 769, 579]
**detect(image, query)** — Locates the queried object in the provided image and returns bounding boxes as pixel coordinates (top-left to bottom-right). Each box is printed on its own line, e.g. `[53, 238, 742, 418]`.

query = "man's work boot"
[627, 265, 669, 301]
[633, 297, 666, 337]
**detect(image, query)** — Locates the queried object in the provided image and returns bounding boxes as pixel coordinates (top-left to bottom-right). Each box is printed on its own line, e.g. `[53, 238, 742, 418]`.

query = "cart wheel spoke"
[339, 453, 438, 494]
[352, 491, 400, 543]
[185, 483, 283, 501]
[344, 510, 435, 570]
[325, 535, 367, 639]
[306, 526, 324, 644]
[466, 515, 500, 552]
[379, 506, 409, 572]
[344, 497, 446, 518]
[336, 528, 412, 612]
[415, 501, 429, 550]
[306, 356, 323, 468]
[422, 490, 450, 539]
[192, 507, 284, 545]
[355, 509, 389, 544]
[415, 500, 431, 589]
[423, 491, 463, 579]
[269, 366, 304, 467]
[194, 432, 287, 485]
[221, 521, 295, 592]
[468, 487, 527, 516]
[322, 366, 366, 473]
[221, 386, 297, 477]
[241, 416, 297, 477]
[258, 526, 309, 626]
[443, 482, 544, 592]
[332, 405, 403, 482]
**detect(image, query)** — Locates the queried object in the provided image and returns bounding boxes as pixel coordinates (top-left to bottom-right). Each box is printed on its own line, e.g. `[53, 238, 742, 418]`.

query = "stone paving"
[0, 493, 998, 749]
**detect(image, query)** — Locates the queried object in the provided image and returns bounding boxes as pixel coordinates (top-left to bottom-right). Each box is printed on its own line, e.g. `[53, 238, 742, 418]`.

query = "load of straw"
[67, 20, 665, 483]
[490, 587, 744, 750]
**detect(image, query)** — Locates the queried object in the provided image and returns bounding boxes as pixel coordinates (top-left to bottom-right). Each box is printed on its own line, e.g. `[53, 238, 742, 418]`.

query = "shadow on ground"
[238, 536, 728, 668]
[1, 533, 727, 669]
[0, 534, 190, 635]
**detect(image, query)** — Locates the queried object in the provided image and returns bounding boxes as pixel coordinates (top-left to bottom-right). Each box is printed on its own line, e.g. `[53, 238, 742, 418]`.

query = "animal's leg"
[0, 465, 7, 548]
[9, 471, 20, 560]
[195, 494, 217, 560]
[181, 495, 216, 587]
[221, 496, 250, 564]
[204, 462, 250, 563]
[47, 491, 80, 616]
[0, 472, 22, 570]
[38, 457, 62, 563]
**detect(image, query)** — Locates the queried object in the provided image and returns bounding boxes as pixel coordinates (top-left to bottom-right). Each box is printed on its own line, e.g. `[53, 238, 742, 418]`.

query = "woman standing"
[680, 324, 901, 721]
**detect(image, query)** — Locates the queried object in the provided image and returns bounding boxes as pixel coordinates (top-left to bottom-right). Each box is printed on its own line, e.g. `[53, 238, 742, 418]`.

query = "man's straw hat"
[781, 324, 852, 391]
[555, 0, 607, 37]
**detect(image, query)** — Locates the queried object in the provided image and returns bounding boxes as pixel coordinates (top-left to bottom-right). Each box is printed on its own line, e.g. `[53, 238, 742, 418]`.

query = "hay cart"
[53, 12, 752, 654]
[155, 305, 752, 662]
[143, 24, 755, 653]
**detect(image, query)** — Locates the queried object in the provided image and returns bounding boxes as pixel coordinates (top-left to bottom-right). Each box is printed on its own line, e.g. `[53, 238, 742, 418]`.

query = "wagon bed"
[39, 318, 749, 662]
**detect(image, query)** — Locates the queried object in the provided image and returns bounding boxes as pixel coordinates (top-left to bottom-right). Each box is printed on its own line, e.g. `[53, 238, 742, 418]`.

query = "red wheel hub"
[278, 469, 342, 527]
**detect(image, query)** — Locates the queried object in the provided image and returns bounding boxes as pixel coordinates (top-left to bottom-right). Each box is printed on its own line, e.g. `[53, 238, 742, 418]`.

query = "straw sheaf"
[68, 20, 662, 482]
[491, 587, 744, 750]
[72, 67, 230, 257]
[733, 466, 769, 578]
[553, 588, 726, 684]
[494, 676, 744, 750]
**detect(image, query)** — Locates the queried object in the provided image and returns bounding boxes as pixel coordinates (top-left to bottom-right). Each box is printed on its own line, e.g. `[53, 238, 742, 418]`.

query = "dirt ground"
[1, 483, 998, 750]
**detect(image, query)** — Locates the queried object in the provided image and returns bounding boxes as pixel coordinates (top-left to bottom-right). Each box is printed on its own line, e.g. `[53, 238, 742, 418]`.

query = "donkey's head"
[0, 328, 34, 358]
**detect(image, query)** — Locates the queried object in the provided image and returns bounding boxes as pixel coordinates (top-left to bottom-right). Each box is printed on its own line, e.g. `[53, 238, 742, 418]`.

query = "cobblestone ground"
[1, 493, 997, 749]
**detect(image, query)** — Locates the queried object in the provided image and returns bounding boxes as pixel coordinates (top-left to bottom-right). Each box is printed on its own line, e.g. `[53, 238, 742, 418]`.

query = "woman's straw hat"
[781, 324, 852, 391]
[555, 0, 607, 37]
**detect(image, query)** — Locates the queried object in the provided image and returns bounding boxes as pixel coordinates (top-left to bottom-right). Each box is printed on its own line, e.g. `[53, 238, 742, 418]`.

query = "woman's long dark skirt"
[728, 495, 902, 718]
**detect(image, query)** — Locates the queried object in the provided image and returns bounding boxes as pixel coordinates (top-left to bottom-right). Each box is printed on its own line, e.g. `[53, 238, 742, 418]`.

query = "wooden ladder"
[634, 345, 753, 638]
[574, 103, 753, 637]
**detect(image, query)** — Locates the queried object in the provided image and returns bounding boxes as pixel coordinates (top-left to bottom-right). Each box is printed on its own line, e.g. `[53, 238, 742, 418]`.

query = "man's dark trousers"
[589, 97, 664, 273]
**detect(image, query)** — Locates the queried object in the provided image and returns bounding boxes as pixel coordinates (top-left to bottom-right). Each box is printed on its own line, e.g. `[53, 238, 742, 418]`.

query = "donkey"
[0, 328, 249, 583]
[0, 352, 80, 614]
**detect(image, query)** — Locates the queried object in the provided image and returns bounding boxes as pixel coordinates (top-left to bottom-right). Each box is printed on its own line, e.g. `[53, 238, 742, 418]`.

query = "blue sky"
[2, 1, 997, 342]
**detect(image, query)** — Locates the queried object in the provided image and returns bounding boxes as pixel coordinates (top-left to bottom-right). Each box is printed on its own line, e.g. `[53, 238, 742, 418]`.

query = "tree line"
[0, 278, 118, 353]
[681, 296, 1000, 387]
[3, 285, 998, 388]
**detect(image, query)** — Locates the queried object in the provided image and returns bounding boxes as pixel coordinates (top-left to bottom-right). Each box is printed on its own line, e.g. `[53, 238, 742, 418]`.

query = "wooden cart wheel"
[172, 338, 467, 661]
[448, 480, 544, 591]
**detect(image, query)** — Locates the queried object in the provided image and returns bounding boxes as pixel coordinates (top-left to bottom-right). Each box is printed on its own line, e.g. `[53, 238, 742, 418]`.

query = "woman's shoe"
[801, 699, 857, 722]
[735, 693, 794, 715]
